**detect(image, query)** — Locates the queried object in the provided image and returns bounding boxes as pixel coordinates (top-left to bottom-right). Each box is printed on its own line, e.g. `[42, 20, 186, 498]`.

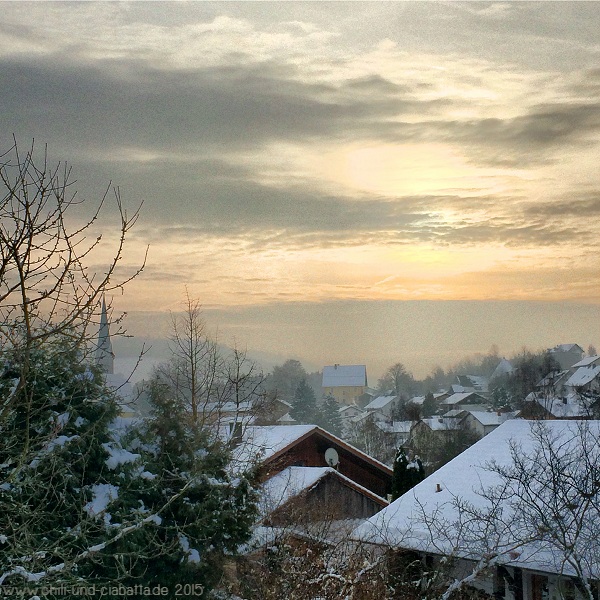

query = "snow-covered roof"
[277, 412, 296, 424]
[442, 409, 466, 418]
[490, 358, 515, 380]
[260, 466, 332, 516]
[408, 395, 425, 405]
[364, 395, 396, 410]
[565, 365, 600, 388]
[460, 375, 488, 392]
[550, 343, 584, 353]
[232, 425, 316, 469]
[376, 421, 412, 434]
[448, 384, 468, 394]
[232, 424, 392, 474]
[352, 419, 600, 578]
[259, 466, 387, 518]
[536, 370, 569, 388]
[531, 393, 591, 418]
[571, 355, 600, 368]
[322, 364, 367, 388]
[442, 392, 484, 406]
[464, 411, 507, 426]
[418, 417, 461, 431]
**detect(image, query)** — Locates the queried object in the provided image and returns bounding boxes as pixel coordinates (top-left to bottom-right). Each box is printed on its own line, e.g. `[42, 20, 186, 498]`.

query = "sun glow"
[320, 142, 526, 198]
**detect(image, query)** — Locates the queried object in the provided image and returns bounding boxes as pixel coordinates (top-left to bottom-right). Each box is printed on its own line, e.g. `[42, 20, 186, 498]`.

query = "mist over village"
[1, 2, 600, 600]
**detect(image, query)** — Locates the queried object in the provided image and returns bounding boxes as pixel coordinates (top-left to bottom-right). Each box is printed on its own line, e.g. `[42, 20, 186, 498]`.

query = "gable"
[235, 425, 392, 499]
[260, 466, 387, 525]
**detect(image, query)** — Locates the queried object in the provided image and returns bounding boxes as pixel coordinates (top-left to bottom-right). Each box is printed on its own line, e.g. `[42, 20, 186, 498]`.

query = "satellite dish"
[324, 447, 339, 467]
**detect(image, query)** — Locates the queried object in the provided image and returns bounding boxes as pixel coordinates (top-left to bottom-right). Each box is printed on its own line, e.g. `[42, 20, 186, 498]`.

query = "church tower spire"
[95, 296, 114, 374]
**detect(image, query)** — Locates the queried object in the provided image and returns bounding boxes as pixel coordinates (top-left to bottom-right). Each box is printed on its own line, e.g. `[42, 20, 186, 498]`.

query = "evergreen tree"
[391, 447, 425, 500]
[317, 394, 343, 437]
[290, 378, 319, 424]
[266, 359, 308, 402]
[101, 375, 258, 597]
[422, 392, 438, 417]
[0, 337, 134, 587]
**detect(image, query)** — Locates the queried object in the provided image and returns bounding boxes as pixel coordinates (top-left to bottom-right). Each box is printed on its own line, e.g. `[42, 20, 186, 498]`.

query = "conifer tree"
[290, 378, 319, 424]
[103, 374, 258, 597]
[391, 447, 425, 500]
[0, 337, 136, 587]
[317, 394, 343, 437]
[422, 392, 438, 417]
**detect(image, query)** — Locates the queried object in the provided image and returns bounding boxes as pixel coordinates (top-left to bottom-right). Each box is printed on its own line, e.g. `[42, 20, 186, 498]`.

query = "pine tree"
[422, 392, 438, 417]
[317, 394, 343, 437]
[391, 447, 425, 500]
[290, 378, 319, 424]
[0, 337, 134, 587]
[105, 374, 258, 596]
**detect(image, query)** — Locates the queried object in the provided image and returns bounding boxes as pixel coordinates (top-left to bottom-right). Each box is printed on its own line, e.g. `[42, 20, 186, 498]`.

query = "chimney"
[435, 483, 442, 493]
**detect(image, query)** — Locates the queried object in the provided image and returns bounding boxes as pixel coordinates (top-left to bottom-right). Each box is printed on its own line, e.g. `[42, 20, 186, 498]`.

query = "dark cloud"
[524, 193, 600, 217]
[0, 53, 425, 156]
[1, 6, 599, 262]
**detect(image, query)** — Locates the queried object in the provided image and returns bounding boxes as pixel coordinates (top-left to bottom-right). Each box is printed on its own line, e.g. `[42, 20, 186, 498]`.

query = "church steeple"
[95, 296, 114, 374]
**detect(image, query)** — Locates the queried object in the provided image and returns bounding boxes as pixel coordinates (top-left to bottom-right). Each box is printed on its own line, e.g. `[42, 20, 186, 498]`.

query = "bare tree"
[158, 290, 222, 425]
[153, 290, 267, 435]
[0, 139, 154, 589]
[0, 139, 145, 423]
[410, 421, 600, 600]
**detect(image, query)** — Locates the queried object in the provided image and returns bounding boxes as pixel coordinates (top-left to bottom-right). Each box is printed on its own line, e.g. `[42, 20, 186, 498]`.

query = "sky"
[1, 1, 600, 380]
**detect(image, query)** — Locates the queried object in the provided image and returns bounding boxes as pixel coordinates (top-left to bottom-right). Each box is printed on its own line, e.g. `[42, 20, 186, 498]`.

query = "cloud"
[2, 2, 600, 312]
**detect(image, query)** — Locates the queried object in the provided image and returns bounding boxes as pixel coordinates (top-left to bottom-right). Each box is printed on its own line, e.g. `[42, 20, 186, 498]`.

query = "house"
[490, 358, 515, 381]
[233, 425, 393, 520]
[234, 426, 392, 591]
[254, 397, 294, 425]
[259, 466, 387, 526]
[565, 364, 600, 397]
[339, 404, 364, 437]
[408, 417, 464, 457]
[439, 391, 487, 413]
[535, 369, 570, 399]
[322, 364, 368, 406]
[460, 410, 512, 437]
[522, 391, 593, 420]
[547, 343, 585, 370]
[410, 416, 462, 438]
[374, 420, 412, 447]
[455, 375, 489, 395]
[364, 395, 398, 420]
[352, 420, 600, 600]
[570, 354, 600, 369]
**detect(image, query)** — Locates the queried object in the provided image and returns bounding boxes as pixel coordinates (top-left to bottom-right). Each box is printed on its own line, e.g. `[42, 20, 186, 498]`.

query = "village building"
[363, 394, 399, 421]
[232, 424, 392, 526]
[547, 343, 585, 370]
[459, 410, 512, 437]
[339, 404, 364, 437]
[322, 364, 368, 406]
[438, 391, 488, 413]
[94, 297, 137, 417]
[352, 419, 600, 600]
